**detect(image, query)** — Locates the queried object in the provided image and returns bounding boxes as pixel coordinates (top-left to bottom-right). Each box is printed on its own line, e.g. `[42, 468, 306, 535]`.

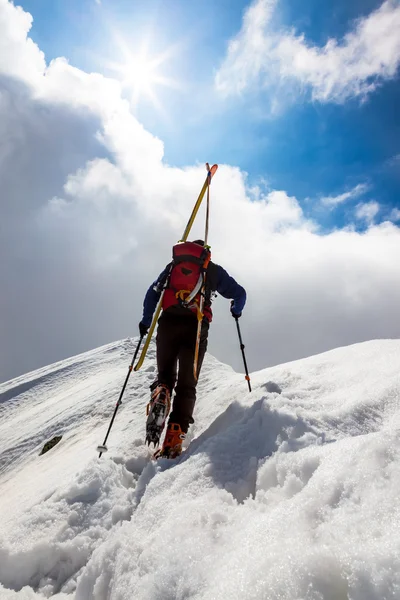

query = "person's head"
[192, 239, 205, 246]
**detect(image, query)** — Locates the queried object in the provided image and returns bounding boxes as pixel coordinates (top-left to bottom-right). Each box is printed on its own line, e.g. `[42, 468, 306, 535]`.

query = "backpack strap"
[176, 271, 204, 306]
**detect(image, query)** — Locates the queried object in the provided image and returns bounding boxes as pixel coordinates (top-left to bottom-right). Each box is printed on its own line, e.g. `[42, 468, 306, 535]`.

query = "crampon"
[145, 383, 171, 447]
[153, 422, 186, 459]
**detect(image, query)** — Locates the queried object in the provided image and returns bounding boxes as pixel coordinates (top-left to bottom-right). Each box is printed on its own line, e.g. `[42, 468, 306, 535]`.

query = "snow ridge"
[0, 339, 399, 599]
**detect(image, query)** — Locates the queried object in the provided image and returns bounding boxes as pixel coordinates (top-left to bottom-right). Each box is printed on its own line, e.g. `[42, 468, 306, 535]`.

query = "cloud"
[2, 0, 400, 383]
[389, 208, 400, 222]
[320, 183, 369, 208]
[215, 0, 400, 104]
[355, 201, 380, 224]
[0, 0, 45, 85]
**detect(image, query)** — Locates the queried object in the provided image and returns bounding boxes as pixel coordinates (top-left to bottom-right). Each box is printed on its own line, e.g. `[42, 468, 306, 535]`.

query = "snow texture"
[0, 338, 399, 599]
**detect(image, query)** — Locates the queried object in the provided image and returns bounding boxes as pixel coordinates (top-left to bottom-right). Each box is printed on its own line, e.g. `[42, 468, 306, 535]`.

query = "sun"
[111, 50, 160, 104]
[123, 54, 155, 94]
[118, 51, 166, 106]
[107, 34, 179, 110]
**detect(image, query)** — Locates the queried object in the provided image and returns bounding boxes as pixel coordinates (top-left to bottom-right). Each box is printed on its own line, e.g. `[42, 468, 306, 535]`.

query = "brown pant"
[155, 310, 209, 433]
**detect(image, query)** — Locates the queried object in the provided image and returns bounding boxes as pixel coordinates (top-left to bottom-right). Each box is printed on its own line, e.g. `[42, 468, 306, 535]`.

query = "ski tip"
[96, 444, 108, 453]
[206, 163, 218, 178]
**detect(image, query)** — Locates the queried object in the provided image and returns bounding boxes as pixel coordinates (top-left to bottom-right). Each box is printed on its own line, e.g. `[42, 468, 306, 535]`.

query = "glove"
[139, 321, 149, 337]
[230, 300, 242, 319]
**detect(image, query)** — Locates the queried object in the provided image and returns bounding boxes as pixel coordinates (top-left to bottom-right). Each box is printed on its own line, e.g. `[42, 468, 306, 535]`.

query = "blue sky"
[2, 0, 400, 383]
[20, 0, 400, 232]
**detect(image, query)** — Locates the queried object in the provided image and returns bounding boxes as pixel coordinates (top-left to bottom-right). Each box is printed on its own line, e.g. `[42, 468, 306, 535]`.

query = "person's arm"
[215, 265, 247, 316]
[141, 264, 171, 328]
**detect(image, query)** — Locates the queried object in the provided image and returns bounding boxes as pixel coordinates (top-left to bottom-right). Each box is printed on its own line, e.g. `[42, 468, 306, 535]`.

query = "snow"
[0, 338, 399, 599]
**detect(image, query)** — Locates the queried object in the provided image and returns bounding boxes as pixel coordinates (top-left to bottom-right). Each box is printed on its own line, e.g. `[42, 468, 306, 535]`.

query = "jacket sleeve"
[215, 265, 247, 314]
[141, 264, 171, 327]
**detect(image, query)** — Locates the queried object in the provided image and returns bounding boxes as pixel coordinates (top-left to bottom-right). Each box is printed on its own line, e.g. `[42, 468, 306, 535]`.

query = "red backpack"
[162, 242, 212, 321]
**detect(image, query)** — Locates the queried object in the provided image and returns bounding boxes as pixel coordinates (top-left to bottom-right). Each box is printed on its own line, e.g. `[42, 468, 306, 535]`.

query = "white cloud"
[0, 0, 45, 85]
[389, 207, 400, 221]
[2, 0, 400, 383]
[355, 201, 380, 224]
[320, 183, 369, 207]
[216, 0, 400, 103]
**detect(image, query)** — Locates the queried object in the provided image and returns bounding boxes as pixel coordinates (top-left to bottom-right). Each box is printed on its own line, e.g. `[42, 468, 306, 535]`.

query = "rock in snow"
[0, 338, 399, 599]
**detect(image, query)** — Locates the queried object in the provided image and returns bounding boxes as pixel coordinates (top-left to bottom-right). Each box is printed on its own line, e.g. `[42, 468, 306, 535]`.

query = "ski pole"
[97, 336, 144, 457]
[234, 317, 252, 392]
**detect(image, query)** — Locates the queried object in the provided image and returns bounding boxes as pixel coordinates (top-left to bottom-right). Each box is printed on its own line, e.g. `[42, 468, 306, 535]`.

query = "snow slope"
[0, 339, 399, 600]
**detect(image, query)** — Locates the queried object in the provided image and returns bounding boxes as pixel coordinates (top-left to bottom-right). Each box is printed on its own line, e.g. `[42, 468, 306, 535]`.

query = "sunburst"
[107, 33, 179, 111]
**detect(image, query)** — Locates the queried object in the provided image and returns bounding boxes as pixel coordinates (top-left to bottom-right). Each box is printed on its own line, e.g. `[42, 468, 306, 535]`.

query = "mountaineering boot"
[155, 422, 186, 459]
[146, 383, 171, 446]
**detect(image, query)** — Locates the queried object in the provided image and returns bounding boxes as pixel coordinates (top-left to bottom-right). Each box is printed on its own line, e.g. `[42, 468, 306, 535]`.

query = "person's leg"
[146, 313, 180, 445]
[169, 319, 209, 433]
[155, 313, 180, 392]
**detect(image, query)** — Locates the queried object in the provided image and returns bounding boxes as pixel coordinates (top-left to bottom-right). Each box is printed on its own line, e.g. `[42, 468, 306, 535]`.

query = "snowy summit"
[0, 339, 399, 599]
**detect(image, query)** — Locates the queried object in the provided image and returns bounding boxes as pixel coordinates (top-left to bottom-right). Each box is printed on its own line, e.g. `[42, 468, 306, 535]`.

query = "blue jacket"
[142, 262, 246, 327]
